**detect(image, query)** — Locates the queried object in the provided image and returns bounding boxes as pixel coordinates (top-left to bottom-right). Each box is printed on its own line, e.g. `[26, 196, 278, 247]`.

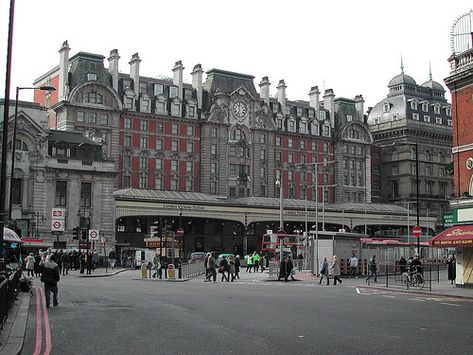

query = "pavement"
[1, 268, 472, 355]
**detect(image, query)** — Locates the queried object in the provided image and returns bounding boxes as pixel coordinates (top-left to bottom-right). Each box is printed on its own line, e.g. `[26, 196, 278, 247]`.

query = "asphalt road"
[22, 271, 473, 355]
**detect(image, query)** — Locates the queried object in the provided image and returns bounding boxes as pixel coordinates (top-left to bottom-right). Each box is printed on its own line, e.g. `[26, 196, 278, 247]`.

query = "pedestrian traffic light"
[81, 229, 87, 241]
[72, 226, 80, 240]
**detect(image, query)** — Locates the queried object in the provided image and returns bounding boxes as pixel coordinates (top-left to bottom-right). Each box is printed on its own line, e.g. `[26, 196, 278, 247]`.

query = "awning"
[4, 227, 21, 243]
[430, 225, 473, 247]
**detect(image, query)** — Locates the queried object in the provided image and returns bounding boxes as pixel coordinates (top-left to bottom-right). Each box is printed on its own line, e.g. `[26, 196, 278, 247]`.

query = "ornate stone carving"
[209, 92, 229, 123]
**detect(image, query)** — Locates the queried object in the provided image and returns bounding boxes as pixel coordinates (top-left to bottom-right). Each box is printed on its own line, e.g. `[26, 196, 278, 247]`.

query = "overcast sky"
[0, 1, 472, 110]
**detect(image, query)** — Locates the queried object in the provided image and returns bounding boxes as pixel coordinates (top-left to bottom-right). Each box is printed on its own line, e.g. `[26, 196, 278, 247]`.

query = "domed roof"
[421, 80, 446, 92]
[388, 73, 417, 86]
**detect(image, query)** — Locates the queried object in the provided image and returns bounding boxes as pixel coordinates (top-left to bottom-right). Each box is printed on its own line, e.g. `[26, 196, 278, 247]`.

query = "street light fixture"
[9, 85, 56, 221]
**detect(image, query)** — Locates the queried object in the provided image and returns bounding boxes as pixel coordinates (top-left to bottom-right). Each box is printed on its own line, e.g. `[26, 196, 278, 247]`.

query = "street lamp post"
[275, 173, 284, 265]
[414, 142, 420, 255]
[9, 86, 56, 221]
[179, 207, 183, 260]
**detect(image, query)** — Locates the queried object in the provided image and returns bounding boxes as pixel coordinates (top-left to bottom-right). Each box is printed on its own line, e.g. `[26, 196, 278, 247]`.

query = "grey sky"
[1, 0, 472, 109]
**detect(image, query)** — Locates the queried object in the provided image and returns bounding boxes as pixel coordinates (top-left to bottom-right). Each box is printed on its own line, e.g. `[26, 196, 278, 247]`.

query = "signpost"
[176, 227, 184, 236]
[277, 229, 285, 264]
[412, 226, 422, 237]
[101, 235, 107, 273]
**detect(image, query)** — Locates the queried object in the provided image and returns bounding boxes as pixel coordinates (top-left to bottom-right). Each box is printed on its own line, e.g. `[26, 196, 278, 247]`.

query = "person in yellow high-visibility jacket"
[246, 254, 254, 273]
[252, 251, 260, 273]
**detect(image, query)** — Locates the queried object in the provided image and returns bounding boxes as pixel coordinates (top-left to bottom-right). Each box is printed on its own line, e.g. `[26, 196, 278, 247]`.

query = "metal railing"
[365, 264, 446, 291]
[0, 270, 21, 329]
[180, 260, 205, 279]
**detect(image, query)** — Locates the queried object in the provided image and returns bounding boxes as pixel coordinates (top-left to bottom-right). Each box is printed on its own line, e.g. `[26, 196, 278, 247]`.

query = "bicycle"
[401, 271, 424, 290]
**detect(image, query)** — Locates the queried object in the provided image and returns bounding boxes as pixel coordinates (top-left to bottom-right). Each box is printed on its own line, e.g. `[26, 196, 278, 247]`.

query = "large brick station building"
[33, 41, 374, 205]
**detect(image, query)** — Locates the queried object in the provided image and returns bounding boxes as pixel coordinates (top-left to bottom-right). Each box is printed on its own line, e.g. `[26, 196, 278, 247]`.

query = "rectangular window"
[186, 179, 193, 192]
[77, 111, 85, 122]
[186, 162, 193, 173]
[170, 86, 178, 98]
[156, 139, 163, 150]
[308, 109, 314, 119]
[139, 176, 147, 189]
[435, 117, 442, 124]
[171, 160, 178, 171]
[156, 102, 166, 114]
[123, 175, 131, 188]
[411, 101, 418, 110]
[124, 135, 131, 147]
[275, 137, 281, 147]
[140, 137, 148, 149]
[434, 106, 440, 114]
[154, 84, 164, 96]
[260, 134, 266, 144]
[288, 138, 293, 148]
[211, 144, 217, 155]
[425, 166, 432, 175]
[156, 176, 163, 190]
[87, 73, 97, 81]
[171, 178, 178, 191]
[172, 124, 179, 135]
[171, 103, 181, 116]
[300, 140, 305, 150]
[124, 155, 131, 168]
[100, 114, 109, 125]
[260, 166, 266, 178]
[55, 181, 67, 206]
[211, 162, 217, 174]
[447, 119, 452, 126]
[422, 103, 428, 112]
[124, 118, 132, 129]
[211, 127, 218, 137]
[126, 97, 134, 110]
[412, 113, 419, 121]
[187, 126, 194, 136]
[156, 122, 164, 133]
[276, 151, 282, 162]
[89, 113, 97, 124]
[392, 166, 399, 175]
[172, 140, 179, 152]
[323, 143, 328, 153]
[123, 80, 131, 90]
[424, 115, 430, 123]
[288, 153, 294, 164]
[346, 114, 353, 122]
[296, 107, 302, 117]
[272, 103, 279, 113]
[187, 141, 194, 153]
[260, 149, 266, 160]
[140, 156, 148, 169]
[211, 181, 217, 194]
[324, 126, 330, 136]
[229, 164, 237, 176]
[229, 146, 236, 157]
[141, 98, 150, 112]
[188, 106, 195, 117]
[80, 182, 92, 208]
[141, 120, 149, 131]
[156, 158, 163, 170]
[289, 121, 295, 132]
[139, 82, 147, 94]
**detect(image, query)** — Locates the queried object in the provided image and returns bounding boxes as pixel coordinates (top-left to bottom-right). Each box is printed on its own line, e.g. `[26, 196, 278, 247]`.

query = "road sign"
[277, 229, 286, 240]
[51, 208, 65, 219]
[89, 229, 99, 241]
[51, 219, 65, 232]
[100, 236, 107, 244]
[412, 226, 422, 237]
[177, 227, 184, 236]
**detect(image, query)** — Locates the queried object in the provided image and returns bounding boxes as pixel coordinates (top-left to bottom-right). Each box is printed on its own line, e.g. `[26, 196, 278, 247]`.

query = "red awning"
[430, 225, 473, 248]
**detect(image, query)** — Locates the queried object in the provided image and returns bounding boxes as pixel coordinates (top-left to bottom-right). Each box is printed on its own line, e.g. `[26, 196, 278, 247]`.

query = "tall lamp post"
[9, 86, 56, 221]
[275, 173, 283, 264]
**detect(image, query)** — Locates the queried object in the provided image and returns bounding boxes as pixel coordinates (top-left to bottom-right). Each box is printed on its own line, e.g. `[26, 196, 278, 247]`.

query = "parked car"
[190, 252, 206, 262]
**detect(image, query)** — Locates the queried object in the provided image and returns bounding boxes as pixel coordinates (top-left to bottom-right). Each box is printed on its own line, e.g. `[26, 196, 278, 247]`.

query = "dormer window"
[139, 83, 147, 95]
[308, 109, 314, 119]
[410, 100, 418, 110]
[422, 102, 428, 112]
[447, 119, 452, 126]
[156, 101, 166, 115]
[320, 111, 326, 120]
[412, 113, 419, 121]
[433, 105, 440, 114]
[312, 123, 319, 135]
[85, 92, 102, 104]
[277, 118, 283, 130]
[289, 120, 295, 132]
[424, 115, 430, 123]
[87, 73, 97, 81]
[169, 86, 178, 99]
[188, 106, 195, 118]
[435, 117, 442, 125]
[285, 106, 291, 115]
[323, 124, 330, 136]
[171, 103, 181, 117]
[154, 84, 164, 96]
[123, 80, 131, 91]
[296, 107, 302, 117]
[383, 103, 390, 113]
[300, 121, 307, 133]
[446, 107, 451, 116]
[272, 103, 279, 114]
[141, 98, 151, 113]
[125, 96, 134, 110]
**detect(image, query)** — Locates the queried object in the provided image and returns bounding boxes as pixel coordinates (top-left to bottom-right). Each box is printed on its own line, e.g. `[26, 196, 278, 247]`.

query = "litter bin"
[140, 262, 148, 278]
[167, 264, 175, 279]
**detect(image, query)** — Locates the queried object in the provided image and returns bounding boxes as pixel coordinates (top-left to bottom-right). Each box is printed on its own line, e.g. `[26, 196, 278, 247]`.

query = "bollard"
[168, 264, 176, 280]
[178, 263, 182, 279]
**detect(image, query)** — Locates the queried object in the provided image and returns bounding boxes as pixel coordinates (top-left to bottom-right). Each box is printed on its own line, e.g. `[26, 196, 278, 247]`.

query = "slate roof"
[48, 130, 100, 146]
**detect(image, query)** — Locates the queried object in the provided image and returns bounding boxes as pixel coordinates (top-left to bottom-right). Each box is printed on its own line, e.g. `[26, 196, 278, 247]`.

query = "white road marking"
[382, 295, 396, 298]
[356, 288, 361, 294]
[440, 302, 461, 307]
[409, 298, 426, 302]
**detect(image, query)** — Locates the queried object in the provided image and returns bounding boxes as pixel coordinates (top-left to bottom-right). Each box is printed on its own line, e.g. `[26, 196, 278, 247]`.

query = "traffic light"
[72, 226, 80, 240]
[81, 229, 87, 241]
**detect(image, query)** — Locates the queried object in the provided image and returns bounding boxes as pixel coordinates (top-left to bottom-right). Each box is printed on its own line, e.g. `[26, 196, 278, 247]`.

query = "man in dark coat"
[40, 254, 61, 308]
[447, 255, 456, 284]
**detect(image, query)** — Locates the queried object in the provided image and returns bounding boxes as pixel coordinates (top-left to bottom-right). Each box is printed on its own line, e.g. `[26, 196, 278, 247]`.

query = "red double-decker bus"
[260, 232, 301, 261]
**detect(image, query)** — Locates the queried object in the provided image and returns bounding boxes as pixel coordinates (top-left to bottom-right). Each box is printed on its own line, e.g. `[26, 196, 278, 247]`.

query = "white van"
[135, 249, 156, 268]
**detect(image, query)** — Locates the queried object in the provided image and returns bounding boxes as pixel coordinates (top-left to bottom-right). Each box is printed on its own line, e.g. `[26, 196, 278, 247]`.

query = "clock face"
[232, 101, 247, 118]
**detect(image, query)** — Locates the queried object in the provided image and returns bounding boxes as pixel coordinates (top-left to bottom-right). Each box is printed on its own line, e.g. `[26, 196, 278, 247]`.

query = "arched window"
[231, 128, 245, 142]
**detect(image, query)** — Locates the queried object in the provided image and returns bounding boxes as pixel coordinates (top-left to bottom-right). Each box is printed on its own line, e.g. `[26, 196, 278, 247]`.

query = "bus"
[260, 232, 302, 261]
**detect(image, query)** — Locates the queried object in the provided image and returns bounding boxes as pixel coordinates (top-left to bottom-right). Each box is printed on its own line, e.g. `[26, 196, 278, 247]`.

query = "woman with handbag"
[330, 255, 343, 285]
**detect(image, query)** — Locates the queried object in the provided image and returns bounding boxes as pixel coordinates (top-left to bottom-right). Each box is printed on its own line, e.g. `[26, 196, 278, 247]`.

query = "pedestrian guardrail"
[180, 260, 205, 279]
[0, 270, 21, 329]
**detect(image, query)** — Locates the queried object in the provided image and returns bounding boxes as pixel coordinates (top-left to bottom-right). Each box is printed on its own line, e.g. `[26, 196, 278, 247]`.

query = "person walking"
[330, 255, 343, 285]
[34, 252, 42, 277]
[40, 254, 60, 308]
[25, 253, 35, 277]
[219, 256, 229, 282]
[319, 257, 330, 285]
[204, 252, 211, 282]
[246, 253, 254, 273]
[234, 255, 241, 280]
[208, 252, 217, 282]
[253, 251, 260, 273]
[152, 252, 162, 279]
[285, 256, 295, 282]
[229, 255, 236, 282]
[259, 252, 265, 272]
[278, 257, 287, 281]
[447, 255, 456, 284]
[349, 254, 358, 278]
[365, 255, 378, 283]
[60, 252, 69, 276]
[399, 256, 407, 274]
[297, 253, 304, 272]
[109, 250, 117, 270]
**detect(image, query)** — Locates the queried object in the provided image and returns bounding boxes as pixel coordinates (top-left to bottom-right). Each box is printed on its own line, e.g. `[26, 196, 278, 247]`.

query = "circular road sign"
[412, 226, 422, 237]
[100, 236, 107, 244]
[277, 229, 286, 240]
[177, 227, 184, 236]
[52, 221, 61, 229]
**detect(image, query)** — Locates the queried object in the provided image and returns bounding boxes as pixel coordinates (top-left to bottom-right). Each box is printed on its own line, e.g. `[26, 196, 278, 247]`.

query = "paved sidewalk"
[0, 291, 31, 355]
